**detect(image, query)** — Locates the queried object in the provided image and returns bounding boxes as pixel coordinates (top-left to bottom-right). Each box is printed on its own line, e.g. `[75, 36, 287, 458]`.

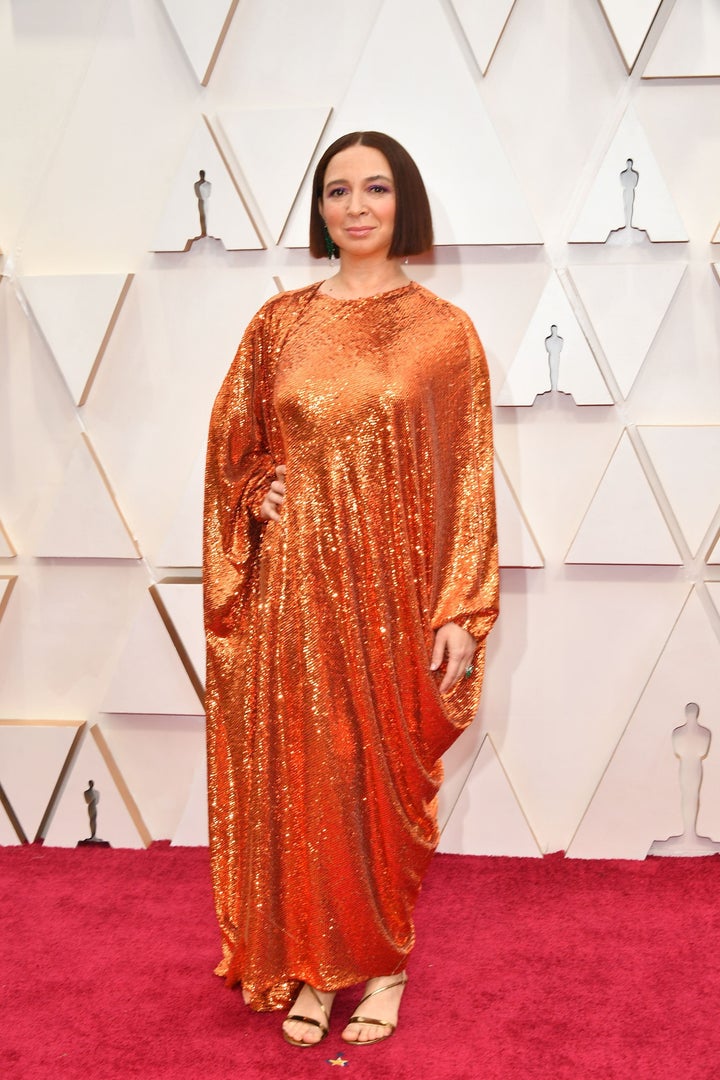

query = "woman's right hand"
[259, 464, 286, 522]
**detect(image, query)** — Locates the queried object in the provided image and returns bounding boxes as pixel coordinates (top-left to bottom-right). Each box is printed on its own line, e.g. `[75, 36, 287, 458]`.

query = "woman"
[203, 131, 498, 1047]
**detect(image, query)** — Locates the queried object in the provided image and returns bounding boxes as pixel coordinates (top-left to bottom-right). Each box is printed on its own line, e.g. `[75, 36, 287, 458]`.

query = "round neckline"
[313, 279, 418, 304]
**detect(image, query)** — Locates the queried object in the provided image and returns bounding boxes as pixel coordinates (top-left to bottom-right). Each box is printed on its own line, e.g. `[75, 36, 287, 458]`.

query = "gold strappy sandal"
[342, 974, 408, 1046]
[282, 984, 331, 1048]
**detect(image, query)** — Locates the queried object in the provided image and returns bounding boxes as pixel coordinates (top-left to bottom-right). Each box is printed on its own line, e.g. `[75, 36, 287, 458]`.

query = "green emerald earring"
[323, 223, 338, 262]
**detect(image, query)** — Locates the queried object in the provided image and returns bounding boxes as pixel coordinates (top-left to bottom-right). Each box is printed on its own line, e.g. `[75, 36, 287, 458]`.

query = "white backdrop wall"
[1, 0, 719, 856]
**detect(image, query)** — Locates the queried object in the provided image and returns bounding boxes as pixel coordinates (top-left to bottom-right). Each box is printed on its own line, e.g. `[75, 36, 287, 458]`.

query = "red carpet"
[2, 844, 719, 1079]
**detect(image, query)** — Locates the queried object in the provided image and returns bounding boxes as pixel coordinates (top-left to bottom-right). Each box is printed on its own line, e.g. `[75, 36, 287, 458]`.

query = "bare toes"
[283, 984, 334, 1046]
[283, 1018, 322, 1045]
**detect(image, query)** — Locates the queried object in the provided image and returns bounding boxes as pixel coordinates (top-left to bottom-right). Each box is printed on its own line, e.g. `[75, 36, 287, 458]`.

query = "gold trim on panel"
[483, 0, 517, 76]
[201, 0, 240, 86]
[81, 433, 142, 558]
[0, 781, 26, 843]
[201, 114, 265, 250]
[150, 581, 205, 702]
[494, 452, 545, 568]
[596, 0, 663, 74]
[0, 575, 17, 622]
[439, 731, 544, 855]
[91, 725, 153, 847]
[448, 0, 519, 77]
[275, 109, 334, 249]
[705, 525, 720, 567]
[79, 273, 134, 407]
[35, 721, 87, 842]
[0, 521, 16, 557]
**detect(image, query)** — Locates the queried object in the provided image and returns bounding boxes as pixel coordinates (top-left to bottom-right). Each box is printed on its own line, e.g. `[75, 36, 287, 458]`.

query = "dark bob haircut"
[309, 131, 434, 260]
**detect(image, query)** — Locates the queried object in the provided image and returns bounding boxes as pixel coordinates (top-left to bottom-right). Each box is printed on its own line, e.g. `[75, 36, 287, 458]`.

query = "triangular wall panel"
[569, 263, 686, 399]
[0, 801, 21, 845]
[219, 107, 331, 243]
[638, 426, 720, 556]
[155, 451, 205, 567]
[34, 434, 139, 559]
[81, 267, 278, 565]
[708, 536, 720, 566]
[438, 735, 542, 857]
[100, 590, 204, 715]
[450, 0, 517, 75]
[644, 0, 720, 78]
[152, 582, 205, 692]
[0, 520, 14, 557]
[0, 576, 17, 623]
[597, 0, 663, 72]
[496, 272, 613, 406]
[160, 0, 239, 85]
[0, 721, 83, 842]
[171, 753, 209, 846]
[99, 715, 206, 842]
[495, 455, 544, 568]
[566, 432, 682, 565]
[568, 590, 720, 858]
[708, 582, 720, 616]
[43, 725, 150, 848]
[151, 117, 262, 252]
[570, 106, 688, 243]
[282, 0, 541, 247]
[19, 273, 133, 405]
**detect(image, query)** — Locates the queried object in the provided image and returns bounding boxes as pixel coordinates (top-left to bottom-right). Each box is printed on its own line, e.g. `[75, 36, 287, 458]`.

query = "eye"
[326, 186, 348, 198]
[368, 184, 391, 195]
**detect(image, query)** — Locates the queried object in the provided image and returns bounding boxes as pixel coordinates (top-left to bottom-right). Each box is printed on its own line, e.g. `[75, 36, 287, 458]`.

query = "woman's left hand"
[430, 622, 477, 694]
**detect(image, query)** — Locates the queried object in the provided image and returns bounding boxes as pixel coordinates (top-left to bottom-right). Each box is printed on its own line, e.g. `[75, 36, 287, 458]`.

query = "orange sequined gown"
[203, 280, 498, 1011]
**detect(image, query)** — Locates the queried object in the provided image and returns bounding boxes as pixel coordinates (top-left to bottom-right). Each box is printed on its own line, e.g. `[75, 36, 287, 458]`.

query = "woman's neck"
[319, 257, 410, 300]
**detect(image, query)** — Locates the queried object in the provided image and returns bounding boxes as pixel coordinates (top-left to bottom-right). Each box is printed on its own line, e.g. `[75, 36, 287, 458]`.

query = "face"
[319, 144, 397, 260]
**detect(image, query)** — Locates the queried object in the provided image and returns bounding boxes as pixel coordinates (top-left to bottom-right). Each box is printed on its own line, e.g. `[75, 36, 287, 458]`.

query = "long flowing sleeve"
[414, 304, 498, 760]
[203, 296, 294, 985]
[203, 309, 277, 635]
[428, 311, 499, 644]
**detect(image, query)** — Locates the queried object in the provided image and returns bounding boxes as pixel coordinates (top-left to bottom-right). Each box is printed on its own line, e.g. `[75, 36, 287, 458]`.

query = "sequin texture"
[203, 280, 498, 1011]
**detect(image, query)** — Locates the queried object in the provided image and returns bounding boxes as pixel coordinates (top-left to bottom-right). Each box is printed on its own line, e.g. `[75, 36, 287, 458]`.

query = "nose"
[348, 189, 367, 216]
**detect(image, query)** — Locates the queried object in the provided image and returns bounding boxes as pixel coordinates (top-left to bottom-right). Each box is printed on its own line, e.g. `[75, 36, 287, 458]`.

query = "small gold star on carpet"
[326, 1052, 349, 1066]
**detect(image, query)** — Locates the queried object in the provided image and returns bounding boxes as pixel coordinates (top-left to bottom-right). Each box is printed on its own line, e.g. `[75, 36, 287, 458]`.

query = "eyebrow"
[324, 174, 393, 190]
